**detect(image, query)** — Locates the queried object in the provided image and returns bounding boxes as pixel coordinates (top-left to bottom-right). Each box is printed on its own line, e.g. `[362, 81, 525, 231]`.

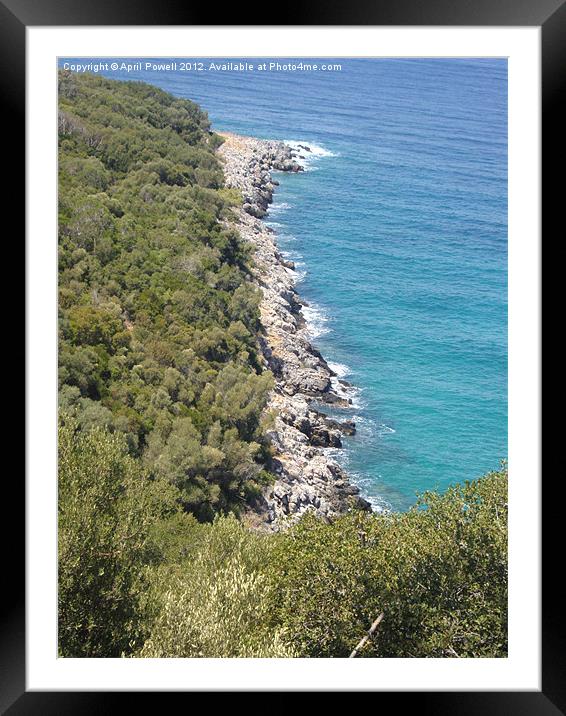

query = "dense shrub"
[58, 417, 177, 657]
[269, 466, 508, 658]
[58, 71, 272, 517]
[137, 466, 507, 659]
[59, 405, 507, 658]
[140, 516, 296, 658]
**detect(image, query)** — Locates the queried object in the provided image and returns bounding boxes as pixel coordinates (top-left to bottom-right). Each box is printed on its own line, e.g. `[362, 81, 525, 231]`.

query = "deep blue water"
[61, 58, 508, 511]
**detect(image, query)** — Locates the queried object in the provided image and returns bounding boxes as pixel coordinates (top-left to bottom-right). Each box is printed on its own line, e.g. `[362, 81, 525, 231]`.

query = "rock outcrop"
[218, 132, 371, 529]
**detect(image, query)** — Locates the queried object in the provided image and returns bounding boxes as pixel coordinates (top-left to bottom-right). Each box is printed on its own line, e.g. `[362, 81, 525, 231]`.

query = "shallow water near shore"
[64, 58, 508, 511]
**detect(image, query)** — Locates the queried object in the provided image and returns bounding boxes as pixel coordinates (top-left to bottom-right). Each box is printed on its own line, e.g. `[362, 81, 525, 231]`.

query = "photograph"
[12, 11, 553, 705]
[56, 56, 509, 659]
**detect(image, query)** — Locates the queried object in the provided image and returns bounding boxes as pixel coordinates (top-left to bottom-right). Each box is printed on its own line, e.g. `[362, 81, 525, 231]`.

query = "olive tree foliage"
[139, 516, 296, 658]
[59, 425, 506, 660]
[268, 466, 508, 658]
[58, 416, 178, 657]
[137, 467, 507, 659]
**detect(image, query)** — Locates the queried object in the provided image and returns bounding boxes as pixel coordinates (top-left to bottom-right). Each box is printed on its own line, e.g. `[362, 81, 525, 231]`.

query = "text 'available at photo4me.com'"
[60, 60, 344, 74]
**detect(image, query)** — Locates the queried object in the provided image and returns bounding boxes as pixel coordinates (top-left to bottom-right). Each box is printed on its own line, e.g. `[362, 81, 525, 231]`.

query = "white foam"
[281, 250, 302, 259]
[284, 139, 338, 170]
[325, 446, 347, 463]
[327, 361, 351, 378]
[284, 264, 306, 283]
[324, 452, 386, 514]
[292, 261, 307, 283]
[269, 202, 292, 212]
[285, 139, 337, 158]
[328, 377, 364, 410]
[349, 415, 376, 439]
[348, 389, 365, 411]
[278, 233, 297, 243]
[325, 461, 391, 514]
[301, 303, 330, 339]
[366, 496, 390, 513]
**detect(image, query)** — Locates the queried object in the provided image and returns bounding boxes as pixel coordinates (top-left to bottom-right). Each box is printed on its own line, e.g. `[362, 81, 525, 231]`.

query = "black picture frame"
[7, 0, 556, 711]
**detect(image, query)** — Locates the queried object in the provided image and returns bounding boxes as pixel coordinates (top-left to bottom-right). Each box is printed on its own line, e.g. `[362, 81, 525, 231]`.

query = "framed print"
[5, 0, 558, 710]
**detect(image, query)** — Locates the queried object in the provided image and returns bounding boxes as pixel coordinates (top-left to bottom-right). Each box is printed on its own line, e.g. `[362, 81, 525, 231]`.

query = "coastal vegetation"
[58, 70, 272, 522]
[59, 415, 507, 658]
[58, 71, 507, 659]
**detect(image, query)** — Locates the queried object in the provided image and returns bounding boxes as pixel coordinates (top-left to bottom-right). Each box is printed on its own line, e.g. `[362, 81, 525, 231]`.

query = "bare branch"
[349, 612, 384, 658]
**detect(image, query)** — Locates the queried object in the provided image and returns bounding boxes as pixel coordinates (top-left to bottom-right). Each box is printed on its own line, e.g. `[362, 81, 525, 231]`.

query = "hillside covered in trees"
[58, 71, 507, 659]
[58, 70, 273, 521]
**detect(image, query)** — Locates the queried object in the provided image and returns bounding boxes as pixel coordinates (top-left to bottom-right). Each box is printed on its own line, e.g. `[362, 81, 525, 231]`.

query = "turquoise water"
[62, 58, 508, 511]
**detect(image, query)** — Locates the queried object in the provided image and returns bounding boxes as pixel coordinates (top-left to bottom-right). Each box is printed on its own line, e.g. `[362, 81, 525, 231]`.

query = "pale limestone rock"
[217, 132, 371, 530]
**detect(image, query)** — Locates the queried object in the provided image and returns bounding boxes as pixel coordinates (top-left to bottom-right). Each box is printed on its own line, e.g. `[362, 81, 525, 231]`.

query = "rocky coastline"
[217, 132, 371, 529]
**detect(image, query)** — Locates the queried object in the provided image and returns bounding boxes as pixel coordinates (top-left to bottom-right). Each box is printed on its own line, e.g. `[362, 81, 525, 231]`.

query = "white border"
[27, 27, 541, 691]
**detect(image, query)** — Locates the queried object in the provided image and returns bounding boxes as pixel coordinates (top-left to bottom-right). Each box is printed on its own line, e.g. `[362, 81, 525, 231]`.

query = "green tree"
[140, 516, 296, 658]
[268, 467, 508, 658]
[58, 417, 177, 656]
[58, 71, 273, 513]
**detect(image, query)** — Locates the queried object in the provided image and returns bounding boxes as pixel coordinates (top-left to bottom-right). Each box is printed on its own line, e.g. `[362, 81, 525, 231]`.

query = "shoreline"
[217, 131, 371, 529]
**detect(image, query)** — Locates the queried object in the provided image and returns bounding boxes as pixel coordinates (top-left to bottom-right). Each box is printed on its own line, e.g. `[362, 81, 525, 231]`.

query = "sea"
[61, 57, 508, 511]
